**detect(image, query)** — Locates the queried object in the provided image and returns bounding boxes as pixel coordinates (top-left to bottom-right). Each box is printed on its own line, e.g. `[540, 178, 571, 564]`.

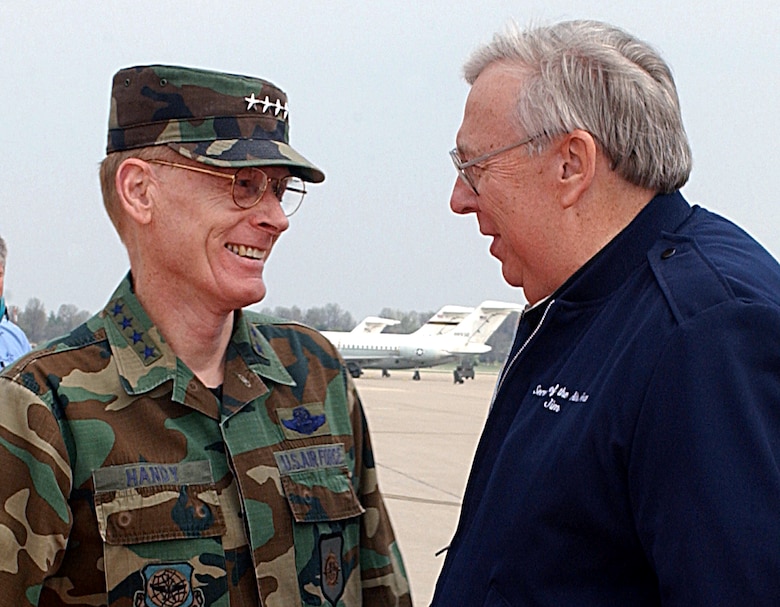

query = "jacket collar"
[101, 273, 294, 420]
[553, 191, 694, 304]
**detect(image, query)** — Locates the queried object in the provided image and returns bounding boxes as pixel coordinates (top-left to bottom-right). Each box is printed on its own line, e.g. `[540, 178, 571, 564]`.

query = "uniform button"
[117, 512, 132, 527]
[661, 247, 676, 259]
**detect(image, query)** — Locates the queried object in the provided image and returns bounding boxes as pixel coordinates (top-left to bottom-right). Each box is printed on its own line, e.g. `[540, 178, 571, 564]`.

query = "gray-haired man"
[435, 20, 780, 605]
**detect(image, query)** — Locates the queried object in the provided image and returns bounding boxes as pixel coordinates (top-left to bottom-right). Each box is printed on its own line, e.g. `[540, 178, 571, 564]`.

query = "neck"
[133, 273, 233, 389]
[530, 175, 656, 304]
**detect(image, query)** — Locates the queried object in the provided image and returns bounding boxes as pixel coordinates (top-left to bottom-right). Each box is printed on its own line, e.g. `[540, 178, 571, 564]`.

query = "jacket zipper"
[438, 299, 556, 574]
[493, 298, 555, 400]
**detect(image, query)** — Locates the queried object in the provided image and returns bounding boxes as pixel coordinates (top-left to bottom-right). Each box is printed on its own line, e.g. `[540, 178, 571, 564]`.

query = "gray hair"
[0, 235, 6, 268]
[463, 20, 692, 193]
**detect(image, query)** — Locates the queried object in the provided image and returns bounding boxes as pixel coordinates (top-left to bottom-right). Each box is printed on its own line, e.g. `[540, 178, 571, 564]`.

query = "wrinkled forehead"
[457, 63, 527, 152]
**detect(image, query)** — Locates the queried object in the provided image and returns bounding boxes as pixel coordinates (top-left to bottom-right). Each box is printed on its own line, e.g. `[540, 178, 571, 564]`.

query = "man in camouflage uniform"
[0, 65, 411, 607]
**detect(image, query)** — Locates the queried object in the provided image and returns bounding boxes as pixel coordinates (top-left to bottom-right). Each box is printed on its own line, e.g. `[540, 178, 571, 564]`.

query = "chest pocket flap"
[275, 444, 365, 523]
[92, 460, 226, 544]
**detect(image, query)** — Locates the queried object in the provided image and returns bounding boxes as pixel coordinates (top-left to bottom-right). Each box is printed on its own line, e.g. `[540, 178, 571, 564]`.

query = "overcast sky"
[1, 1, 778, 321]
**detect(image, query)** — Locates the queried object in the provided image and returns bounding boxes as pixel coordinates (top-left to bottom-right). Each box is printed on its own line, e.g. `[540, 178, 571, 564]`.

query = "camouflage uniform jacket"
[0, 276, 411, 607]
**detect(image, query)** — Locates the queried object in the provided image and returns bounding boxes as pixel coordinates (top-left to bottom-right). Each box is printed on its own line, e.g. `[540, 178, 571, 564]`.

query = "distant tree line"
[377, 308, 437, 334]
[259, 303, 356, 332]
[13, 299, 519, 362]
[13, 299, 91, 346]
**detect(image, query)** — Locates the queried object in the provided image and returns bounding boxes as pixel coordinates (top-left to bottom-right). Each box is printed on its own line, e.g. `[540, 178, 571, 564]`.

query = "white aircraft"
[350, 316, 400, 334]
[323, 300, 523, 381]
[412, 305, 474, 337]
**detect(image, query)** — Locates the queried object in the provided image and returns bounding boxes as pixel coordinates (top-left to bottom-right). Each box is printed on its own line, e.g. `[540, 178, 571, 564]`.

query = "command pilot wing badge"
[279, 404, 328, 437]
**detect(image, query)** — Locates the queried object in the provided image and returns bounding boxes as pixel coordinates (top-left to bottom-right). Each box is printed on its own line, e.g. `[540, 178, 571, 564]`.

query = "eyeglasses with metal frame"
[449, 134, 539, 195]
[148, 160, 307, 216]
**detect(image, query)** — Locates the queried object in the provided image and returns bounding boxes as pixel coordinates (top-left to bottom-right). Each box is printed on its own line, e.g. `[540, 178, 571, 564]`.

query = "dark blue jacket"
[432, 192, 780, 606]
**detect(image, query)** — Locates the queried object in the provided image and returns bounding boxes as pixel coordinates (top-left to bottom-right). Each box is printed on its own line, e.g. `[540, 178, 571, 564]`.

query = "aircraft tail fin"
[448, 300, 523, 345]
[351, 316, 400, 334]
[412, 305, 474, 336]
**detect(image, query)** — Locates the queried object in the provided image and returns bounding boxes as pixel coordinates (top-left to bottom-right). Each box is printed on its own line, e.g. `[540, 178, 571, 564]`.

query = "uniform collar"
[102, 273, 295, 420]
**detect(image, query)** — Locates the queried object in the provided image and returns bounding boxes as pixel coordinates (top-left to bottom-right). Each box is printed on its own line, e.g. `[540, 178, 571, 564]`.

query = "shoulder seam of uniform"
[244, 312, 318, 331]
[3, 327, 106, 379]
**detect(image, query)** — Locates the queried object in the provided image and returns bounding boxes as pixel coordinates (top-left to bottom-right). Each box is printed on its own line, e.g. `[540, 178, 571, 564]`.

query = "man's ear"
[557, 129, 597, 209]
[115, 158, 156, 225]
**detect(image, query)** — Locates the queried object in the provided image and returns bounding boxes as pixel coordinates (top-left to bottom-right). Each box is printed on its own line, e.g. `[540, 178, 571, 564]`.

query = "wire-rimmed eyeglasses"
[148, 160, 307, 216]
[449, 134, 539, 195]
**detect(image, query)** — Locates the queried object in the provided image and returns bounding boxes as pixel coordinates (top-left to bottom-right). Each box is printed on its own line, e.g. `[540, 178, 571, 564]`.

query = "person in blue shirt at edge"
[0, 235, 31, 368]
[433, 19, 780, 606]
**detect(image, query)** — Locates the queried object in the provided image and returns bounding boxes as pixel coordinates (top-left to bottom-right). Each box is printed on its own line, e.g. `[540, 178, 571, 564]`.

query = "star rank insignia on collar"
[106, 297, 162, 366]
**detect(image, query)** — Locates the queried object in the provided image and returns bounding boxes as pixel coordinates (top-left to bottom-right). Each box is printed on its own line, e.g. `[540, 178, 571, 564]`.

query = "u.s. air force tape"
[274, 444, 346, 475]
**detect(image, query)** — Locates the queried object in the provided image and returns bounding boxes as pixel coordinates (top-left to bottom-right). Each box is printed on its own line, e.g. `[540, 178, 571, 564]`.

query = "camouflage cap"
[106, 65, 324, 183]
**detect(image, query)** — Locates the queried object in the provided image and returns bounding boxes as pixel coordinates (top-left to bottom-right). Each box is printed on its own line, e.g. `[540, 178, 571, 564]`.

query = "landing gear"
[454, 360, 476, 384]
[381, 368, 390, 378]
[346, 362, 363, 379]
[412, 370, 421, 381]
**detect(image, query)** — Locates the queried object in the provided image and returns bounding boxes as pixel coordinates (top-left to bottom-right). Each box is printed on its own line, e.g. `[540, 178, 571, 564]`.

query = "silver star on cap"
[245, 94, 289, 120]
[244, 93, 261, 111]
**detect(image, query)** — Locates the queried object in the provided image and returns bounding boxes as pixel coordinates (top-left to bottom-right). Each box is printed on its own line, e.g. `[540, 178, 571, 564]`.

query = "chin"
[223, 284, 267, 311]
[243, 287, 267, 308]
[500, 266, 524, 288]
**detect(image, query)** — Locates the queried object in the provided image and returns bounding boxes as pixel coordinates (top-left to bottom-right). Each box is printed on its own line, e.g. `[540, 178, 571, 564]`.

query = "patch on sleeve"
[319, 532, 345, 606]
[134, 562, 205, 607]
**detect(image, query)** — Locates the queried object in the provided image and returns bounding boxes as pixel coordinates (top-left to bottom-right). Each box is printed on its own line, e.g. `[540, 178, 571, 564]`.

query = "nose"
[450, 177, 479, 215]
[250, 188, 290, 235]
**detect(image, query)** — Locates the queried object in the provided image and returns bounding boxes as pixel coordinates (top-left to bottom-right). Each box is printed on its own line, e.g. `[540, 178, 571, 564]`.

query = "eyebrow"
[455, 140, 477, 159]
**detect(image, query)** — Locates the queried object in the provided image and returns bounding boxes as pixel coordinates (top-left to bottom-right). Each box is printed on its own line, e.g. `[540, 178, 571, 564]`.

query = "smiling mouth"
[226, 243, 267, 260]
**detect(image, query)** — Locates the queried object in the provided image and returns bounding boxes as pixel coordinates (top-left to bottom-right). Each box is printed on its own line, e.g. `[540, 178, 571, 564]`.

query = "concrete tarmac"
[354, 368, 497, 605]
